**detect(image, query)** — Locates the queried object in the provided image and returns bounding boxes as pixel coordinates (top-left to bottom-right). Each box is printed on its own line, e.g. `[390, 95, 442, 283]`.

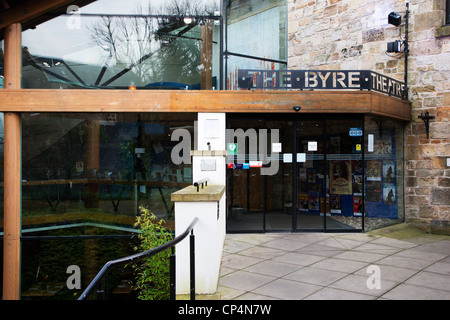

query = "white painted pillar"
[172, 113, 227, 295]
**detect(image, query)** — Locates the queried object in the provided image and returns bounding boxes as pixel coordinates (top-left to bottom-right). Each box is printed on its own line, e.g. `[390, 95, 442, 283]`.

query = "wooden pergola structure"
[0, 0, 411, 300]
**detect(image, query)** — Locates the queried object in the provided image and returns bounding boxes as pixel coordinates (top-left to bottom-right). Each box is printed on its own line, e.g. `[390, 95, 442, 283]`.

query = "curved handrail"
[78, 217, 199, 300]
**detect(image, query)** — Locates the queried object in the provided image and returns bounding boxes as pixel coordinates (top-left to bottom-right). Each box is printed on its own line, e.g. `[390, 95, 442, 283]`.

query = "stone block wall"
[288, 0, 450, 233]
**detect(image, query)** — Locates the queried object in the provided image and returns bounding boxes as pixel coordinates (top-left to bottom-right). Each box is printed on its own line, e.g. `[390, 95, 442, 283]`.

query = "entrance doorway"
[226, 114, 364, 232]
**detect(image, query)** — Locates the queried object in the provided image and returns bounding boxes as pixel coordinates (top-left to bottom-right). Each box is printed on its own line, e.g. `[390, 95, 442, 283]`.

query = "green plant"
[131, 206, 173, 300]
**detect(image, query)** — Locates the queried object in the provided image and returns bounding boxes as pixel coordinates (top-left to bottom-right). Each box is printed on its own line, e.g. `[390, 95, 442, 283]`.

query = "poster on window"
[353, 196, 363, 216]
[383, 183, 396, 205]
[298, 193, 309, 211]
[366, 160, 382, 181]
[330, 194, 341, 214]
[383, 160, 395, 183]
[352, 175, 363, 195]
[308, 191, 320, 211]
[373, 138, 392, 154]
[330, 160, 352, 195]
[367, 181, 382, 202]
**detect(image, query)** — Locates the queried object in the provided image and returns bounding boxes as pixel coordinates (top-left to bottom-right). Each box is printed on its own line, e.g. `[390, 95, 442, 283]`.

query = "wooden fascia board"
[0, 89, 411, 121]
[0, 0, 76, 30]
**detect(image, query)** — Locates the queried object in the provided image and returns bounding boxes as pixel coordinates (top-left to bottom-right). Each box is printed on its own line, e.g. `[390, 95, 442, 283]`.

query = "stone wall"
[288, 0, 450, 234]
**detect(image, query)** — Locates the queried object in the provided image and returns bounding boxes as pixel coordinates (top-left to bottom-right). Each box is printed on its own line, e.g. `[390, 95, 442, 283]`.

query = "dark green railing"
[78, 217, 199, 300]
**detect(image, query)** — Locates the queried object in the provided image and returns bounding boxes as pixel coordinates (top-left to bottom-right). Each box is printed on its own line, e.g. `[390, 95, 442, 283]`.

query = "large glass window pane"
[21, 0, 221, 89]
[226, 0, 286, 60]
[265, 119, 293, 231]
[325, 118, 363, 231]
[225, 0, 287, 90]
[20, 112, 195, 299]
[364, 116, 404, 231]
[226, 117, 265, 232]
[296, 119, 326, 231]
[21, 113, 195, 235]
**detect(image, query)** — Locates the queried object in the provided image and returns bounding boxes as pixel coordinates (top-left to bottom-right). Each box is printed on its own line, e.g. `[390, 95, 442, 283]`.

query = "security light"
[387, 40, 403, 53]
[388, 12, 402, 26]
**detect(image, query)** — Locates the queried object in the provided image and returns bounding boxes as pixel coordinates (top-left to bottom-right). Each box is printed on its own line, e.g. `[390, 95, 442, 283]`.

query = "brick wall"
[288, 0, 450, 234]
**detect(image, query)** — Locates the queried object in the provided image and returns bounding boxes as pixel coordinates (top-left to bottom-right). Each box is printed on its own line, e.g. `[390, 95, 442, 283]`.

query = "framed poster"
[367, 160, 382, 181]
[330, 160, 352, 195]
[308, 191, 319, 211]
[298, 193, 308, 211]
[383, 160, 395, 183]
[353, 196, 362, 216]
[367, 181, 382, 202]
[330, 194, 342, 214]
[353, 175, 363, 195]
[383, 183, 396, 205]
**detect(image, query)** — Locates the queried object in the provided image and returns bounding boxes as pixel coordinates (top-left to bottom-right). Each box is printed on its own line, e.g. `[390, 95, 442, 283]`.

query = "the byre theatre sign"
[238, 69, 405, 99]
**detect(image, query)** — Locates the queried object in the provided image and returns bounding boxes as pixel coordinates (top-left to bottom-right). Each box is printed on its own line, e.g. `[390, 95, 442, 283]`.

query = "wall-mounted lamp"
[293, 106, 301, 112]
[386, 3, 410, 100]
[388, 12, 402, 26]
[418, 111, 435, 139]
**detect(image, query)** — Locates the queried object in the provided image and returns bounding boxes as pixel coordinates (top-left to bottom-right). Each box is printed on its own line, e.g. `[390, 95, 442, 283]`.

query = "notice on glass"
[283, 153, 293, 163]
[297, 153, 306, 163]
[308, 141, 317, 151]
[368, 134, 374, 152]
[272, 143, 282, 153]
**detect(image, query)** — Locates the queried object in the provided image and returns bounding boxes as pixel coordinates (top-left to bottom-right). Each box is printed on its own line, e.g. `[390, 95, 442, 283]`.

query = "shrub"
[131, 206, 173, 300]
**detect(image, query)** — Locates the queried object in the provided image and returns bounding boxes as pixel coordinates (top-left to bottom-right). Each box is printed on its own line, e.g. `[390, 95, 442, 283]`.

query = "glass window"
[447, 0, 450, 25]
[225, 0, 287, 89]
[20, 112, 195, 299]
[21, 0, 221, 89]
[364, 116, 405, 231]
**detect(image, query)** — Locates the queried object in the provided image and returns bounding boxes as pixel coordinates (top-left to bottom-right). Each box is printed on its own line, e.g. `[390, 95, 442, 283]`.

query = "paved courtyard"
[209, 225, 450, 300]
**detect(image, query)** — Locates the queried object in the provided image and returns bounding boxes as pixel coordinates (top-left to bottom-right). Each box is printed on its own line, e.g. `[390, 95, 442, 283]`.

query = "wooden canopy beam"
[0, 0, 81, 30]
[0, 89, 411, 121]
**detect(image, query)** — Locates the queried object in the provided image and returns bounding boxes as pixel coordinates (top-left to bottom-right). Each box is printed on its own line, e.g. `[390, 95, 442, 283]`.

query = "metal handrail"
[193, 177, 208, 192]
[78, 217, 199, 300]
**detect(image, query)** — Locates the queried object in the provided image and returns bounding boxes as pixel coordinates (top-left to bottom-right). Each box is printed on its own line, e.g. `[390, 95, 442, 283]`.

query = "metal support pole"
[190, 230, 196, 300]
[404, 2, 409, 100]
[170, 247, 176, 300]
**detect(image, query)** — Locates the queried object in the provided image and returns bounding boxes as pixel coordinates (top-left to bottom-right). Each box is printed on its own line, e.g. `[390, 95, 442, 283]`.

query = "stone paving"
[206, 226, 450, 300]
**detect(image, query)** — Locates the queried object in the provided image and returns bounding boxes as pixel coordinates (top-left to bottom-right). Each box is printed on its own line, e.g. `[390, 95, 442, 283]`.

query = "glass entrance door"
[295, 118, 363, 231]
[296, 119, 325, 230]
[226, 115, 364, 232]
[323, 119, 363, 231]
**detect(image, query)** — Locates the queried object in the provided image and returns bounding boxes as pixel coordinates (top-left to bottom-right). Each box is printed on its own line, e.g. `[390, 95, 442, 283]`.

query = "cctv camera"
[293, 106, 301, 112]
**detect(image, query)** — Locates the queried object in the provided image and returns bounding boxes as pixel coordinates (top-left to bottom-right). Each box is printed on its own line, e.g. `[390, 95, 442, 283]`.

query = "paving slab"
[213, 225, 450, 300]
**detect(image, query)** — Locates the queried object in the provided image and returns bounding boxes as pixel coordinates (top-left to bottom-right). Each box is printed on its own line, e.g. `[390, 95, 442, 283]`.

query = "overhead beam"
[0, 0, 76, 30]
[0, 89, 412, 121]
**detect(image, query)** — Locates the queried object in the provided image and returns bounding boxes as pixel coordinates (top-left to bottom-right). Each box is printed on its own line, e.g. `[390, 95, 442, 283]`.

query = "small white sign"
[447, 158, 450, 167]
[297, 153, 306, 162]
[201, 159, 216, 171]
[368, 134, 374, 152]
[283, 153, 293, 163]
[308, 141, 317, 151]
[272, 143, 282, 153]
[205, 119, 220, 138]
[249, 160, 263, 167]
